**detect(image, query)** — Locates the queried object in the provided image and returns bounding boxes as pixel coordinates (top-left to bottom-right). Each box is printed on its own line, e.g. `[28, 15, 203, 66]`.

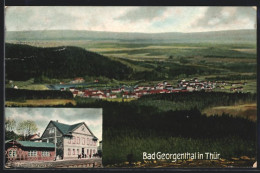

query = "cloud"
[5, 6, 256, 33]
[191, 7, 256, 30]
[116, 7, 168, 22]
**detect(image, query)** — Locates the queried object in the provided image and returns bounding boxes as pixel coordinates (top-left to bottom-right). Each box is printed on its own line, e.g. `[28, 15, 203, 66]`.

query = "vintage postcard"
[4, 6, 257, 168]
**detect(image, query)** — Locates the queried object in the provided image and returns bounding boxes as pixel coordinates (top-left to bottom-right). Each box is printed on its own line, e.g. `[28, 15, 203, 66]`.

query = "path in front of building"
[6, 158, 102, 168]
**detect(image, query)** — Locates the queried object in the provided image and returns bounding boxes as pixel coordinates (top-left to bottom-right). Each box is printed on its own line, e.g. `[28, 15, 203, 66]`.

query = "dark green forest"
[5, 43, 133, 81]
[136, 91, 257, 111]
[205, 74, 257, 81]
[75, 92, 257, 165]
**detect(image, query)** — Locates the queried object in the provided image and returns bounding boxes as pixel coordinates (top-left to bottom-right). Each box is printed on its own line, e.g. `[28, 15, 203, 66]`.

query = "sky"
[5, 6, 257, 33]
[5, 108, 103, 141]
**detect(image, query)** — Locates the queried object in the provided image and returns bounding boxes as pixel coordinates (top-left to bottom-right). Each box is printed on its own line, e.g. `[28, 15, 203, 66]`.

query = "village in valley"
[60, 77, 247, 100]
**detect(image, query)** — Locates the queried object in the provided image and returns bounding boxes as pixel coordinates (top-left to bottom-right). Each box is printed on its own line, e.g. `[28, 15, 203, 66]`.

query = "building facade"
[5, 140, 55, 162]
[41, 120, 98, 160]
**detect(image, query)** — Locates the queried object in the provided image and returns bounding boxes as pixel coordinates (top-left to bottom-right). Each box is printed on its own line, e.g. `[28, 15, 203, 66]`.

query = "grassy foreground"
[5, 99, 76, 107]
[202, 103, 257, 122]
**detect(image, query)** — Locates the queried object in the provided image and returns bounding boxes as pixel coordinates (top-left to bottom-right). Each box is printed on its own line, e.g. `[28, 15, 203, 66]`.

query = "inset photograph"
[5, 108, 102, 168]
[4, 6, 257, 168]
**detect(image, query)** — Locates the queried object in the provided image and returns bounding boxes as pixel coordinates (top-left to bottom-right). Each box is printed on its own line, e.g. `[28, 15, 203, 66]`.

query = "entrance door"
[82, 148, 84, 158]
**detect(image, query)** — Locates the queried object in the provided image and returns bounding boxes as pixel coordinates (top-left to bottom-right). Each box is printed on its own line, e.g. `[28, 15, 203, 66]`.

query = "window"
[42, 151, 50, 157]
[68, 138, 71, 144]
[82, 138, 85, 145]
[28, 150, 37, 157]
[77, 137, 80, 144]
[9, 150, 17, 158]
[77, 149, 79, 155]
[82, 127, 85, 131]
[73, 149, 75, 155]
[68, 148, 71, 155]
[49, 128, 54, 134]
[73, 137, 76, 144]
[87, 138, 89, 145]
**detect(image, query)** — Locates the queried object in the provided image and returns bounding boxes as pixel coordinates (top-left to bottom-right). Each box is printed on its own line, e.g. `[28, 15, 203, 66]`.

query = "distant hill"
[6, 29, 256, 44]
[5, 43, 133, 81]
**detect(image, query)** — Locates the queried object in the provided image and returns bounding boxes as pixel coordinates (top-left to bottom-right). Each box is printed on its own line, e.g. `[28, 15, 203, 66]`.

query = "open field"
[202, 103, 257, 122]
[5, 99, 76, 107]
[6, 78, 50, 90]
[18, 84, 49, 90]
[104, 98, 137, 102]
[232, 48, 256, 54]
[6, 40, 256, 59]
[108, 56, 152, 72]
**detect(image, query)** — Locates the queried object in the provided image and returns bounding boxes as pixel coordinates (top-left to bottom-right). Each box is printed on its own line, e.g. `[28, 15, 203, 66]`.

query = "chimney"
[56, 120, 58, 122]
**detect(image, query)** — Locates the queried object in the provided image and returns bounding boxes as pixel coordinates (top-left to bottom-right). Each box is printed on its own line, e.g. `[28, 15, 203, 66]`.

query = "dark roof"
[51, 121, 83, 135]
[18, 141, 55, 148]
[49, 121, 96, 139]
[6, 140, 54, 148]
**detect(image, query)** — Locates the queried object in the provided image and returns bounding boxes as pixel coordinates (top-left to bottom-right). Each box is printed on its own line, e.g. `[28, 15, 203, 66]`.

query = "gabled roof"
[50, 120, 83, 135]
[47, 121, 97, 139]
[6, 140, 54, 148]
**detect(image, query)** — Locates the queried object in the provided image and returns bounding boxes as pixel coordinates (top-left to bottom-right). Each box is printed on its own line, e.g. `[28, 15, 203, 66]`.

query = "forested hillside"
[5, 43, 133, 81]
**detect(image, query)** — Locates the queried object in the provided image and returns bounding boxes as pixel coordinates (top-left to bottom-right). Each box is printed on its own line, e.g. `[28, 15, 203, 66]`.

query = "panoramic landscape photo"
[5, 6, 257, 168]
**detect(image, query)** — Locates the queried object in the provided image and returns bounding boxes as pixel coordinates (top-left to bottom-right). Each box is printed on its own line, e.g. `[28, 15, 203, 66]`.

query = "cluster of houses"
[63, 81, 188, 99]
[5, 120, 101, 163]
[62, 78, 247, 99]
[177, 78, 246, 92]
[177, 78, 224, 92]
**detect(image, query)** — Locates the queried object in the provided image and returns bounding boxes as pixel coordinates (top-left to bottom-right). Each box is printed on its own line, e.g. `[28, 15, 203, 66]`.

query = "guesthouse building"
[41, 120, 98, 160]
